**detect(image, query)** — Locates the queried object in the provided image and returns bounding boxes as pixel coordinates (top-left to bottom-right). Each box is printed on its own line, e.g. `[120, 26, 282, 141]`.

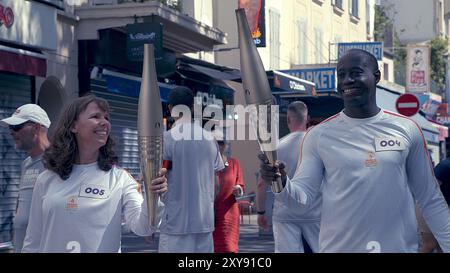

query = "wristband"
[257, 210, 266, 215]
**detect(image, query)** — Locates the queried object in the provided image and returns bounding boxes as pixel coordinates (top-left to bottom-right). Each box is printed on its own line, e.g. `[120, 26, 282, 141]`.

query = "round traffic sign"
[395, 93, 420, 117]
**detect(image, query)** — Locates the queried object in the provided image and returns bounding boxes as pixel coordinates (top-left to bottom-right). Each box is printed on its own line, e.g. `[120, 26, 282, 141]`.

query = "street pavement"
[121, 214, 275, 253]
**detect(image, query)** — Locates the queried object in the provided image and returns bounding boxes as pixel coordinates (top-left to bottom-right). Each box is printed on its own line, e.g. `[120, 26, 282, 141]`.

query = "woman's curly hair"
[44, 94, 118, 180]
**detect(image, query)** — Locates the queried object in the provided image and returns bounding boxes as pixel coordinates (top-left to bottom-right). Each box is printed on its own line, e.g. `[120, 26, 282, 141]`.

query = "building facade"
[0, 0, 76, 251]
[213, 0, 371, 197]
[0, 0, 229, 251]
[381, 0, 445, 45]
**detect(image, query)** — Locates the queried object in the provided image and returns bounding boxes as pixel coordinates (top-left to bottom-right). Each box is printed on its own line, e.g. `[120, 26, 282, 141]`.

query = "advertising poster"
[406, 44, 431, 93]
[238, 0, 266, 47]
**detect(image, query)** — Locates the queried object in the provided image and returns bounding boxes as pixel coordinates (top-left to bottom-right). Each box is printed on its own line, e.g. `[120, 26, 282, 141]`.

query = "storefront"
[88, 56, 239, 178]
[0, 0, 57, 251]
[71, 2, 231, 179]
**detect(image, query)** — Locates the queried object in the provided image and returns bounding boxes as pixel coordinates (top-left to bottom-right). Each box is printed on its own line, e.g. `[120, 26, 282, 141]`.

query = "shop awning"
[101, 69, 176, 101]
[268, 70, 316, 96]
[0, 45, 46, 77]
[186, 64, 241, 81]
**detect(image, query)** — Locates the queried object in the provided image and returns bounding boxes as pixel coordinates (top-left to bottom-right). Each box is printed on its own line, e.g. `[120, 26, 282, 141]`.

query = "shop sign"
[337, 42, 383, 60]
[126, 22, 163, 62]
[0, 0, 56, 51]
[281, 67, 336, 92]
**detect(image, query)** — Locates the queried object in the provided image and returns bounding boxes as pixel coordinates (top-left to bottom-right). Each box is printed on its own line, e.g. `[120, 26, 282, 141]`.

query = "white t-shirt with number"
[22, 163, 153, 253]
[278, 109, 450, 253]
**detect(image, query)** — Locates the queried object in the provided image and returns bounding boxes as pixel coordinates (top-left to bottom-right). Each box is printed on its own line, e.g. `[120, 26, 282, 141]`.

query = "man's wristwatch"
[257, 210, 266, 215]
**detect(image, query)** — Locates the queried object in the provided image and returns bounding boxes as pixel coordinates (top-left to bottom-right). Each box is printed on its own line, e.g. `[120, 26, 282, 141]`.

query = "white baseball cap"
[1, 104, 51, 128]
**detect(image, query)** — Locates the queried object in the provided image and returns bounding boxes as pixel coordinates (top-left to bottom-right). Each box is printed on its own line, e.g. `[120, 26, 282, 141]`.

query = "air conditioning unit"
[91, 0, 118, 5]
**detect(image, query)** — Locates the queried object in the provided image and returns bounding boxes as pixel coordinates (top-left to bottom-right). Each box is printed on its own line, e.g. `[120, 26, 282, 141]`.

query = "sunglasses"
[9, 121, 35, 132]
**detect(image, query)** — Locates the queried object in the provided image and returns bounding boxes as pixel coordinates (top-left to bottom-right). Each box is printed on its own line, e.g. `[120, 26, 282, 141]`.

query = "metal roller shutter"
[0, 72, 32, 249]
[91, 79, 140, 179]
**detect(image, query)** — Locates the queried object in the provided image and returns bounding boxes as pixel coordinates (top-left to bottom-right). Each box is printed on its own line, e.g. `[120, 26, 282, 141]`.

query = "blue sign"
[103, 72, 174, 101]
[338, 42, 383, 61]
[280, 68, 336, 92]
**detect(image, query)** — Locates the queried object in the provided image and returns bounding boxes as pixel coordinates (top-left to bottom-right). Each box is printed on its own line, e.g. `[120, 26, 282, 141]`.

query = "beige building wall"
[35, 8, 79, 136]
[381, 0, 445, 44]
[380, 56, 395, 83]
[214, 0, 368, 69]
[183, 0, 216, 63]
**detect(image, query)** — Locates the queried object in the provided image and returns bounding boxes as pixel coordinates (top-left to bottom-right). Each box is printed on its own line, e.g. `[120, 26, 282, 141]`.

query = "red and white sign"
[396, 93, 420, 117]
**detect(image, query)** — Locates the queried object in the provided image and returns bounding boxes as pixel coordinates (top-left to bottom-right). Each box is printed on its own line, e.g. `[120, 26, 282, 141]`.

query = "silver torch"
[138, 44, 164, 227]
[236, 8, 282, 193]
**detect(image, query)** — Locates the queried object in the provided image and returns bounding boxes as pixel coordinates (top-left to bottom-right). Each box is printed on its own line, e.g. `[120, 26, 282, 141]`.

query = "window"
[297, 20, 308, 64]
[315, 27, 323, 63]
[332, 0, 343, 9]
[383, 63, 389, 81]
[332, 0, 344, 15]
[349, 0, 359, 18]
[312, 0, 325, 6]
[269, 9, 280, 69]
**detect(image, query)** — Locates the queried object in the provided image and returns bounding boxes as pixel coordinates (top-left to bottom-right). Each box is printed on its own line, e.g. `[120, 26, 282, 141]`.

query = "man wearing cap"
[0, 104, 51, 252]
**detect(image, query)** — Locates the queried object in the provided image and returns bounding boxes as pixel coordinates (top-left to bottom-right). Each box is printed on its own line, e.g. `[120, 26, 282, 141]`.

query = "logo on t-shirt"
[375, 137, 405, 152]
[65, 196, 78, 211]
[79, 184, 109, 199]
[364, 152, 377, 167]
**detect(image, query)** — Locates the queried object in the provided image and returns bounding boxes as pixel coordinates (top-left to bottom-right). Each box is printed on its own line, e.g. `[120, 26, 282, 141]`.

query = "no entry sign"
[395, 93, 420, 117]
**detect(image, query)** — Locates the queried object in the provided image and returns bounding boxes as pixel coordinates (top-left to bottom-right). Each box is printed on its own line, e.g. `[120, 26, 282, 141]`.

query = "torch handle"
[271, 174, 283, 193]
[138, 136, 163, 228]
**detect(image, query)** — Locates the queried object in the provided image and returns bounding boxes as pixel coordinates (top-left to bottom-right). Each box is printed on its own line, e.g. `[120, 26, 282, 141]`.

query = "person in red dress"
[213, 140, 245, 253]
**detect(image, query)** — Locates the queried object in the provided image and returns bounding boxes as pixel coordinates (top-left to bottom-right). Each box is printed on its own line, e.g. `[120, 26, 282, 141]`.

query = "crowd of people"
[1, 49, 449, 253]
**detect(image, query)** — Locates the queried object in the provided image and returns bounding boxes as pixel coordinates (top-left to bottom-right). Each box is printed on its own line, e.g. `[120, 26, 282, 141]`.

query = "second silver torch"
[138, 44, 164, 227]
[236, 8, 282, 193]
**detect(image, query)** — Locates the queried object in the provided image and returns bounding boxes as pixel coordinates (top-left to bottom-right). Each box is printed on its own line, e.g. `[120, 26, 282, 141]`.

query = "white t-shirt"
[22, 163, 153, 253]
[278, 109, 450, 253]
[273, 131, 321, 222]
[160, 121, 224, 234]
[14, 155, 46, 252]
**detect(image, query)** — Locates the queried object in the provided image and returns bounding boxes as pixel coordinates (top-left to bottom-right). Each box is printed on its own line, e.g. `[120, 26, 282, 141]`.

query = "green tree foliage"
[430, 37, 448, 91]
[374, 5, 392, 42]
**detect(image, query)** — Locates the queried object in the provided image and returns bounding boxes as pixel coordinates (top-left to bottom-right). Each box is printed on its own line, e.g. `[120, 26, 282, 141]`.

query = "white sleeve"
[163, 131, 173, 161]
[213, 141, 225, 172]
[22, 173, 45, 253]
[120, 170, 154, 237]
[276, 128, 324, 208]
[406, 124, 450, 252]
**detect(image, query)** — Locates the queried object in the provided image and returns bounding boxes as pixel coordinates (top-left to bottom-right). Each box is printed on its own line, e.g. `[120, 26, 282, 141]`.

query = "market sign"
[337, 42, 383, 61]
[280, 67, 336, 92]
[126, 22, 163, 62]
